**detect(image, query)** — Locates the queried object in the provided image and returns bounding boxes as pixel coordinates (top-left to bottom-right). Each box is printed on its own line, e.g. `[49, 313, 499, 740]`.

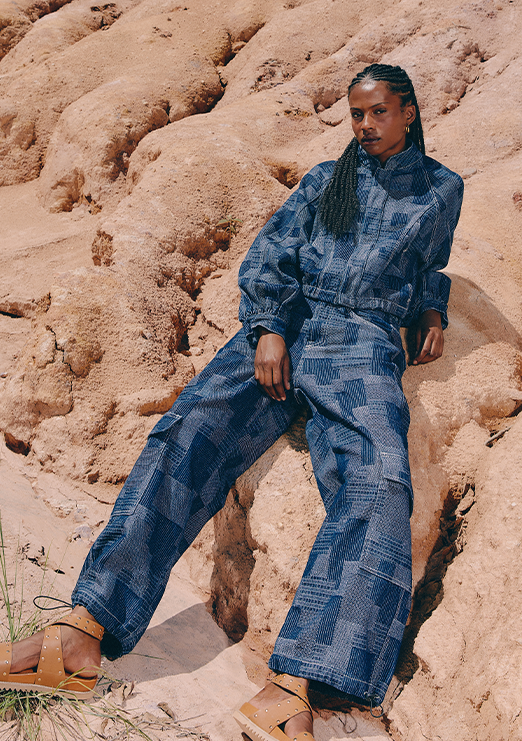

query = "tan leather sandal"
[0, 614, 104, 699]
[233, 673, 315, 741]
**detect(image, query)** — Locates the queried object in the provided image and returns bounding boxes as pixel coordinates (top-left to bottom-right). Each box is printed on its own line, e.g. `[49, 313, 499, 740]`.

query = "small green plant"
[216, 216, 243, 235]
[0, 515, 210, 741]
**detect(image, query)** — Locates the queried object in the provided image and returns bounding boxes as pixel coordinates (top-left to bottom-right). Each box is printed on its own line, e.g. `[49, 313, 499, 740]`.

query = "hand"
[255, 329, 291, 401]
[412, 309, 444, 365]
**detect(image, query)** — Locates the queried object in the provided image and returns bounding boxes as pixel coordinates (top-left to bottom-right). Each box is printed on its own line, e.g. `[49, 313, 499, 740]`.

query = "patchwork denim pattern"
[72, 144, 463, 705]
[238, 143, 464, 340]
[73, 304, 412, 705]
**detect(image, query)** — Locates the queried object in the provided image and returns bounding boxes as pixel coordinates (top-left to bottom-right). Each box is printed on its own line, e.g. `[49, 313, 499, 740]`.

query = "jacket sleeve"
[411, 173, 464, 329]
[238, 164, 327, 341]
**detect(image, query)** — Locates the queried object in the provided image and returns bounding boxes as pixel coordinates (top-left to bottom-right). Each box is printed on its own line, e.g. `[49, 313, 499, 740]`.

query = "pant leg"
[72, 327, 302, 655]
[269, 307, 412, 705]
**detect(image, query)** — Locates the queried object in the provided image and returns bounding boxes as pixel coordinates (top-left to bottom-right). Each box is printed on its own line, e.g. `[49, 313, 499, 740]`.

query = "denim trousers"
[72, 302, 413, 705]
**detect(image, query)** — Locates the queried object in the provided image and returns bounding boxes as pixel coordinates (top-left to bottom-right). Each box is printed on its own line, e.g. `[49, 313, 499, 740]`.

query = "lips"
[362, 136, 380, 145]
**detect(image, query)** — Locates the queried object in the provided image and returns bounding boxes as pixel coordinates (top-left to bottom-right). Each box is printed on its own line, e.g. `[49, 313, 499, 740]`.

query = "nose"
[361, 111, 373, 130]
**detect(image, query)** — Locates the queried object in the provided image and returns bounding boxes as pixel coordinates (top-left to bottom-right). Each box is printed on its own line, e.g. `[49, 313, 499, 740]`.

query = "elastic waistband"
[303, 296, 402, 332]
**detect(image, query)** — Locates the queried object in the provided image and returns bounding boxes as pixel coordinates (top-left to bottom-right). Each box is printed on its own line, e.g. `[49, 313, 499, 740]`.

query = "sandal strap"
[0, 643, 12, 678]
[271, 674, 311, 711]
[247, 694, 311, 734]
[36, 624, 66, 688]
[52, 614, 105, 641]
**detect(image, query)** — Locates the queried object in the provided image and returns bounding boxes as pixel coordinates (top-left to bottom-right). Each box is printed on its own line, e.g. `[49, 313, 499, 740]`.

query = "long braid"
[316, 137, 359, 239]
[318, 64, 425, 237]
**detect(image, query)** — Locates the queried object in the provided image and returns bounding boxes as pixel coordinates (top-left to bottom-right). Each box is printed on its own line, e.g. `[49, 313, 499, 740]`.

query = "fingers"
[415, 325, 422, 357]
[254, 332, 291, 401]
[282, 352, 291, 392]
[412, 328, 444, 365]
[256, 365, 287, 400]
[255, 363, 288, 400]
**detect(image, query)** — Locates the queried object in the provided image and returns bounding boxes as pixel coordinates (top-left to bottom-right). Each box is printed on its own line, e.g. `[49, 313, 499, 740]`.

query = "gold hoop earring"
[406, 125, 410, 134]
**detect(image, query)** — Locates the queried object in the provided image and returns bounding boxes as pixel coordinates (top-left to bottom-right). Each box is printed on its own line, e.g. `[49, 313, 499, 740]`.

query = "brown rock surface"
[1, 0, 522, 738]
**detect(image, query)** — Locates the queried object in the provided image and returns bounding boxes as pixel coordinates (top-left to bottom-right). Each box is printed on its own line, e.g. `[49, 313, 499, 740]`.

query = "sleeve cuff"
[416, 300, 449, 330]
[244, 314, 288, 344]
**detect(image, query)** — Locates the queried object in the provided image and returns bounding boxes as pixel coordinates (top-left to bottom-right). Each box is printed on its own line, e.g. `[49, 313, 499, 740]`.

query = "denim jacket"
[238, 143, 464, 340]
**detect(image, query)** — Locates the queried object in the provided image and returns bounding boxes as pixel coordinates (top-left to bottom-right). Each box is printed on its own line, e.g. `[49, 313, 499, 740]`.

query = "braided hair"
[318, 64, 425, 237]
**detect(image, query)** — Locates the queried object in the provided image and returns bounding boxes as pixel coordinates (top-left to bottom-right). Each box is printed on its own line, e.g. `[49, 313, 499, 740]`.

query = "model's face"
[349, 80, 416, 165]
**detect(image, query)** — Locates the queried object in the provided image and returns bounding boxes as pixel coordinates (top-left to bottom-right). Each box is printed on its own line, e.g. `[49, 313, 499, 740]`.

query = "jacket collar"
[357, 141, 423, 173]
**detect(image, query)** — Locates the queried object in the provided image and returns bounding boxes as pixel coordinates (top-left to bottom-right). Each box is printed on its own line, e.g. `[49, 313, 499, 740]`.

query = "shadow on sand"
[108, 601, 233, 682]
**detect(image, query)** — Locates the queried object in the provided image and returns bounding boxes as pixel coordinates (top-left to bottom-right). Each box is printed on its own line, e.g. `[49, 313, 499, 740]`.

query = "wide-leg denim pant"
[72, 303, 412, 705]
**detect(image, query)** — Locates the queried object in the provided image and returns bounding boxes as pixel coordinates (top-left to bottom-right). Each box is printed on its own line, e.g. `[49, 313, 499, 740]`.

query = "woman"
[0, 64, 463, 741]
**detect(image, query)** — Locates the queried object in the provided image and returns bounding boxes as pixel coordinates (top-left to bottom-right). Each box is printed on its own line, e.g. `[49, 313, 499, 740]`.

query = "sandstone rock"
[388, 414, 522, 741]
[2, 1, 522, 739]
[0, 0, 237, 186]
[39, 79, 172, 211]
[0, 4, 31, 61]
[0, 264, 196, 481]
[209, 415, 324, 650]
[0, 0, 135, 75]
[423, 57, 522, 174]
[207, 333, 522, 658]
[318, 96, 349, 126]
[0, 326, 74, 450]
[216, 0, 376, 108]
[0, 0, 73, 61]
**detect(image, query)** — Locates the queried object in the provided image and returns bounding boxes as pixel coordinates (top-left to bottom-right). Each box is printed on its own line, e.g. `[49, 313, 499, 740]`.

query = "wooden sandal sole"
[0, 678, 97, 700]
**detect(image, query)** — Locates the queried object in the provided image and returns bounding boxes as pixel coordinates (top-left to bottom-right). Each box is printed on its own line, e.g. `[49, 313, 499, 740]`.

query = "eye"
[374, 108, 387, 114]
[351, 111, 362, 120]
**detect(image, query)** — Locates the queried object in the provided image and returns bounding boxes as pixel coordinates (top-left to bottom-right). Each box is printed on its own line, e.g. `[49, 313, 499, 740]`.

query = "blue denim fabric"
[72, 303, 412, 705]
[238, 143, 464, 340]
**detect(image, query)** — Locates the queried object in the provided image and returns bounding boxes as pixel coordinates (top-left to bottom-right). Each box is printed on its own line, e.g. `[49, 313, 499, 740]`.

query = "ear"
[405, 103, 416, 125]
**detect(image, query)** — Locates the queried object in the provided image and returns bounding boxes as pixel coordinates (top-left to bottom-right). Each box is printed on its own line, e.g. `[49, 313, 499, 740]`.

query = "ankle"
[71, 605, 97, 622]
